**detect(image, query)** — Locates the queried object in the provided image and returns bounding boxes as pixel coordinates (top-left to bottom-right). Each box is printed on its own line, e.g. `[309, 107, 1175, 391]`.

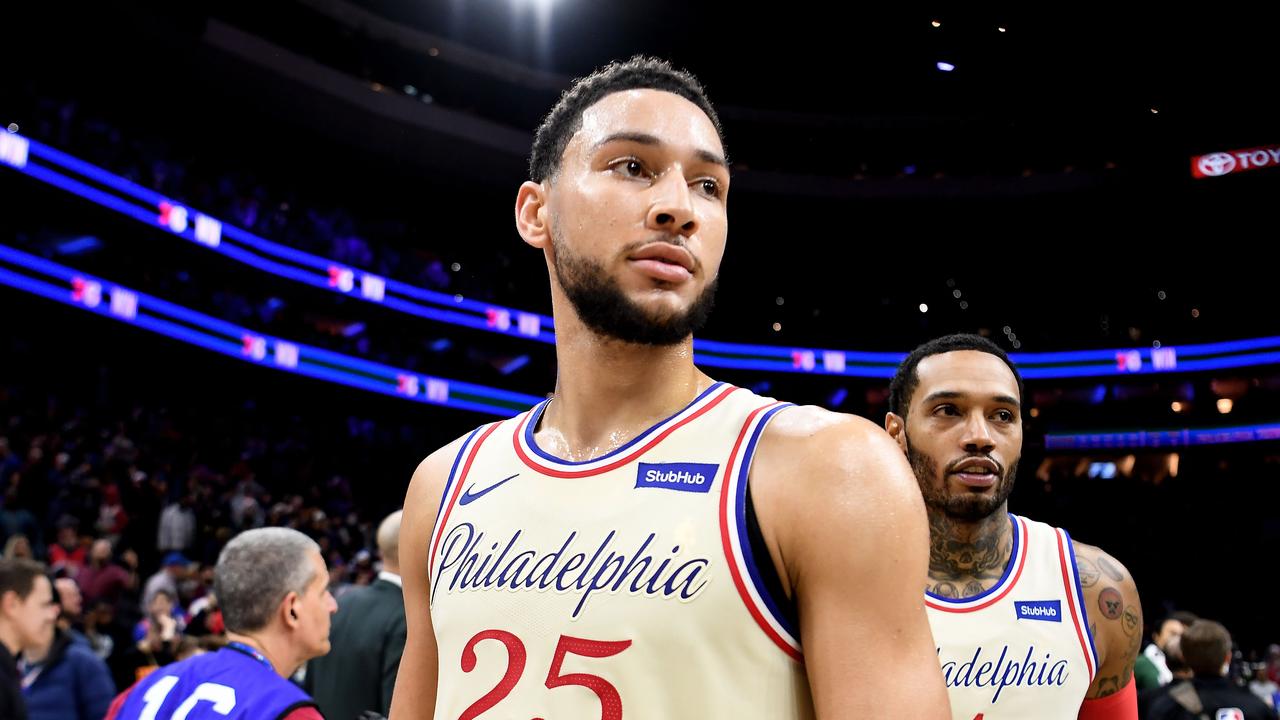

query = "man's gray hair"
[215, 527, 321, 633]
[376, 510, 403, 568]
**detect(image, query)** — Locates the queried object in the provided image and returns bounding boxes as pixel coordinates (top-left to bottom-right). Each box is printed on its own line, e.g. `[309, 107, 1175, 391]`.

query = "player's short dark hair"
[529, 55, 725, 183]
[889, 334, 1024, 418]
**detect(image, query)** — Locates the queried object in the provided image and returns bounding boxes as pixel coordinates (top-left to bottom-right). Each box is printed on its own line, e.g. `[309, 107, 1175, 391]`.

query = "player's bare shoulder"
[753, 404, 917, 497]
[403, 430, 484, 541]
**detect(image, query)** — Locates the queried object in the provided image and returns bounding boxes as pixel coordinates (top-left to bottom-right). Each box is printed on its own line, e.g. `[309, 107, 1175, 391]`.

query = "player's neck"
[545, 317, 710, 461]
[225, 631, 299, 678]
[926, 506, 1012, 590]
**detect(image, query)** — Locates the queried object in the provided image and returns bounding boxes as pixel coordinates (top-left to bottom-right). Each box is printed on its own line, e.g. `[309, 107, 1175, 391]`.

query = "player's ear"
[884, 412, 907, 452]
[516, 181, 552, 251]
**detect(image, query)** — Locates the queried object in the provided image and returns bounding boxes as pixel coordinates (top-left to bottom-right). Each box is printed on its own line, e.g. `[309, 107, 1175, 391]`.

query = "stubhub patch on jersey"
[635, 462, 718, 493]
[1014, 600, 1063, 622]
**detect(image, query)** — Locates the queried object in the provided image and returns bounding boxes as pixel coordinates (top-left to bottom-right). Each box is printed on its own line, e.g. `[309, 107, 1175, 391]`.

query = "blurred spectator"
[127, 589, 184, 681]
[75, 539, 135, 607]
[1138, 611, 1200, 690]
[46, 518, 87, 576]
[19, 623, 116, 720]
[1, 494, 42, 560]
[156, 496, 195, 556]
[94, 486, 129, 545]
[1147, 620, 1277, 720]
[1141, 636, 1194, 717]
[81, 600, 117, 663]
[305, 510, 406, 720]
[0, 558, 59, 720]
[2, 536, 34, 561]
[140, 553, 188, 613]
[51, 577, 84, 638]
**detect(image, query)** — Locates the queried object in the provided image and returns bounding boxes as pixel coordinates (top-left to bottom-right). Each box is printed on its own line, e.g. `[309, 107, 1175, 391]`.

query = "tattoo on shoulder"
[1075, 555, 1100, 588]
[1098, 587, 1123, 620]
[1097, 556, 1124, 582]
[1126, 649, 1140, 673]
[1122, 606, 1140, 636]
[1096, 675, 1121, 696]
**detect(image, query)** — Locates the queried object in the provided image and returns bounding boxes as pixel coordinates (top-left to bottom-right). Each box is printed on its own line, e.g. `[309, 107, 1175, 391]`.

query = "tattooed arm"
[1073, 541, 1142, 718]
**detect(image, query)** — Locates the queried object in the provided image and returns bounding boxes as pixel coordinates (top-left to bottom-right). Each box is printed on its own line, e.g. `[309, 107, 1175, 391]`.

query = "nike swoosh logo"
[459, 474, 519, 505]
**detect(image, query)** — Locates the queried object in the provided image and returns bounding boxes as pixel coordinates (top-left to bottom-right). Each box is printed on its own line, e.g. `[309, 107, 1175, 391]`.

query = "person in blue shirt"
[105, 528, 337, 720]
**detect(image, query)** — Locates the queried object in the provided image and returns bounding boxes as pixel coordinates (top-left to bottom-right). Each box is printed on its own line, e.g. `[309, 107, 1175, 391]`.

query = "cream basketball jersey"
[926, 514, 1099, 720]
[428, 383, 814, 720]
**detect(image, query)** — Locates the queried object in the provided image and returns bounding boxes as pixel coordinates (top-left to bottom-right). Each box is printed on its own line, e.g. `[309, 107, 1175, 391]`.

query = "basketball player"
[105, 528, 337, 720]
[884, 334, 1143, 719]
[391, 56, 951, 719]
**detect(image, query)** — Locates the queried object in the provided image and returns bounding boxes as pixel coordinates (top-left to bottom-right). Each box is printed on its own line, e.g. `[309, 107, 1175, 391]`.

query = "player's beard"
[552, 234, 716, 346]
[905, 434, 1017, 521]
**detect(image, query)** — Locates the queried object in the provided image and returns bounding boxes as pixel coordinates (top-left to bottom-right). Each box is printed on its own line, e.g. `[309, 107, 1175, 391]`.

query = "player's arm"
[752, 409, 951, 719]
[1074, 542, 1142, 720]
[388, 434, 468, 720]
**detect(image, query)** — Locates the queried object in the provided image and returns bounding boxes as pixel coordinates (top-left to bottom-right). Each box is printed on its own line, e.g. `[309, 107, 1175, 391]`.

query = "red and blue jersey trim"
[512, 383, 739, 478]
[428, 422, 500, 602]
[925, 514, 1029, 613]
[1058, 528, 1100, 682]
[718, 400, 802, 662]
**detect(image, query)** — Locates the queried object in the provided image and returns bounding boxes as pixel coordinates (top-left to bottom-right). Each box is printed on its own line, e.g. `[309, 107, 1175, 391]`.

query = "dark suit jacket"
[305, 578, 407, 720]
[1146, 677, 1278, 720]
[0, 641, 27, 720]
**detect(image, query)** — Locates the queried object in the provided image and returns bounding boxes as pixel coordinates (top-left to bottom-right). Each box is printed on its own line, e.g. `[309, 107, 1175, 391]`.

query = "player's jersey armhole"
[744, 482, 800, 634]
[432, 425, 489, 528]
[428, 422, 501, 602]
[718, 401, 803, 662]
[1059, 528, 1101, 681]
